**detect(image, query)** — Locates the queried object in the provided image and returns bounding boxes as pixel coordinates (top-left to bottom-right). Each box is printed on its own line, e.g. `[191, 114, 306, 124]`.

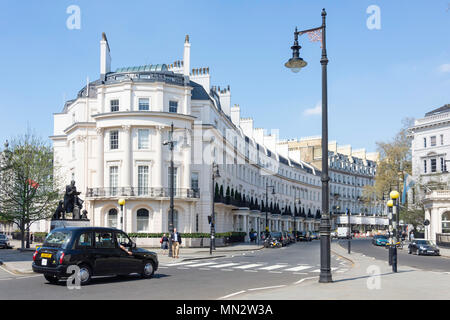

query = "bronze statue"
[52, 200, 65, 220]
[62, 180, 84, 219]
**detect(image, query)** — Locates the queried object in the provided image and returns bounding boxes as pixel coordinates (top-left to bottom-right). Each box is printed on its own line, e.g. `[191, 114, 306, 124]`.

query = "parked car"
[372, 235, 389, 246]
[0, 234, 12, 249]
[295, 231, 312, 242]
[286, 232, 295, 243]
[32, 227, 159, 285]
[310, 232, 319, 240]
[408, 239, 440, 256]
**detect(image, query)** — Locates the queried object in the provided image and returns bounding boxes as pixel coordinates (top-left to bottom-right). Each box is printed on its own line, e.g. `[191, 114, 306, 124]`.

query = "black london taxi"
[32, 227, 158, 285]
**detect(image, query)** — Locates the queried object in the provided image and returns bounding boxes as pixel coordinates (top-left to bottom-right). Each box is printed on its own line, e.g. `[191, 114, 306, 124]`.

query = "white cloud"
[438, 63, 450, 73]
[303, 101, 322, 116]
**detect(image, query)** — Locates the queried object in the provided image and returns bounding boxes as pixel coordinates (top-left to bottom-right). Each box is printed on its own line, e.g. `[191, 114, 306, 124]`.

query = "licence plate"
[41, 253, 52, 258]
[41, 259, 48, 266]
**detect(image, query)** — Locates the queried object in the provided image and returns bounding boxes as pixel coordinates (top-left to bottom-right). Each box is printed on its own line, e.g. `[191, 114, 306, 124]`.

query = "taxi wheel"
[78, 264, 92, 285]
[142, 261, 155, 279]
[44, 274, 59, 284]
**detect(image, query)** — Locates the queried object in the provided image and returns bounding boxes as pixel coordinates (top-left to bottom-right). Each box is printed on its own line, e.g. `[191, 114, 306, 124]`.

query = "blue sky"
[0, 0, 449, 152]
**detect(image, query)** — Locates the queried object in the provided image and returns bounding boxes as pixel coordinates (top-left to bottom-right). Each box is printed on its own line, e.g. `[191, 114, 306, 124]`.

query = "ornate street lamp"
[265, 184, 276, 238]
[285, 8, 332, 283]
[163, 123, 176, 258]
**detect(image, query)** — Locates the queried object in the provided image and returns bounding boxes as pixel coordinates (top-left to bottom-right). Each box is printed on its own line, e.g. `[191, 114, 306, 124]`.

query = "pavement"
[226, 241, 450, 300]
[0, 239, 263, 275]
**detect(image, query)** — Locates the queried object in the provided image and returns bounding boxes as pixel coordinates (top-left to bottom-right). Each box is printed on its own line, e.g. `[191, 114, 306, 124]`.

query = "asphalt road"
[338, 239, 450, 272]
[0, 241, 349, 300]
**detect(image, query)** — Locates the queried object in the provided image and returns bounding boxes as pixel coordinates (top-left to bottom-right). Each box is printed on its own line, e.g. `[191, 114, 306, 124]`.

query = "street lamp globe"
[387, 200, 394, 207]
[118, 198, 126, 206]
[390, 191, 400, 200]
[285, 57, 307, 73]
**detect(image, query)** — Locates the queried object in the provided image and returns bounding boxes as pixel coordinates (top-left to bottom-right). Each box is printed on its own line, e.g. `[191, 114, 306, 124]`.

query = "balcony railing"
[86, 187, 200, 199]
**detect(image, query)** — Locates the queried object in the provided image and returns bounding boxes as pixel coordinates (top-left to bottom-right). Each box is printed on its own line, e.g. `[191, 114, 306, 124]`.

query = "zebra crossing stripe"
[311, 268, 338, 273]
[165, 261, 197, 267]
[233, 264, 263, 269]
[283, 265, 312, 272]
[185, 262, 217, 267]
[259, 265, 288, 271]
[209, 263, 240, 268]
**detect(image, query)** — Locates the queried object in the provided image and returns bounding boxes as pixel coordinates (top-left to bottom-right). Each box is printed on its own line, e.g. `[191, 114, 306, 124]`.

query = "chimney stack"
[183, 35, 191, 76]
[100, 32, 111, 81]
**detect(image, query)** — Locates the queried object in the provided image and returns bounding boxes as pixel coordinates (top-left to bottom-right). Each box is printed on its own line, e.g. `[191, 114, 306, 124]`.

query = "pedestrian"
[30, 232, 33, 244]
[170, 228, 182, 258]
[410, 231, 415, 242]
[160, 233, 169, 255]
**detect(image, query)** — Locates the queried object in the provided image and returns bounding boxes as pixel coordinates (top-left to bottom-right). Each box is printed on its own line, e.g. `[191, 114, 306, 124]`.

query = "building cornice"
[92, 111, 196, 123]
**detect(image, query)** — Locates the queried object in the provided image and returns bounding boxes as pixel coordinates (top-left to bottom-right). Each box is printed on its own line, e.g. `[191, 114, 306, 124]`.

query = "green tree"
[0, 133, 60, 250]
[363, 118, 423, 227]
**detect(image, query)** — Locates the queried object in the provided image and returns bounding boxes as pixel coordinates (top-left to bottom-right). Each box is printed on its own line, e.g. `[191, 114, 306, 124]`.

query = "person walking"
[170, 228, 182, 258]
[160, 233, 169, 255]
[410, 231, 415, 242]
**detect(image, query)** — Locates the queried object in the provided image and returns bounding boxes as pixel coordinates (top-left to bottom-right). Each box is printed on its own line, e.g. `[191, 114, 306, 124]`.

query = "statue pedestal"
[50, 219, 91, 232]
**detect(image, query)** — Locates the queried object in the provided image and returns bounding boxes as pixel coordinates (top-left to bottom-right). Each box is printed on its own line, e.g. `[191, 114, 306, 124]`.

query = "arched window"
[137, 208, 150, 232]
[107, 208, 118, 228]
[442, 212, 450, 234]
[168, 209, 179, 230]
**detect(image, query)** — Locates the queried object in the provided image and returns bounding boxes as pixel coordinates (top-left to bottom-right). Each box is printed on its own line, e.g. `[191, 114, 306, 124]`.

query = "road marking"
[248, 285, 286, 291]
[15, 275, 41, 280]
[177, 267, 189, 270]
[234, 264, 263, 269]
[311, 268, 338, 273]
[295, 276, 319, 284]
[244, 270, 258, 272]
[0, 266, 16, 276]
[221, 269, 234, 272]
[165, 261, 196, 266]
[218, 290, 246, 300]
[269, 271, 282, 274]
[284, 265, 312, 272]
[293, 272, 308, 275]
[199, 268, 211, 271]
[0, 278, 14, 281]
[259, 265, 288, 271]
[186, 262, 217, 267]
[209, 263, 239, 268]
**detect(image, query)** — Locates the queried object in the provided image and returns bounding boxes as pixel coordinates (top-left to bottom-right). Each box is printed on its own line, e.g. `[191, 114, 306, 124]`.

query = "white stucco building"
[47, 33, 323, 240]
[409, 105, 450, 242]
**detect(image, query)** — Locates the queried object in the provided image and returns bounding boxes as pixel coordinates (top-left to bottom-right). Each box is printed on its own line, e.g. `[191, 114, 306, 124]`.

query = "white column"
[122, 125, 132, 188]
[243, 214, 248, 242]
[96, 128, 104, 188]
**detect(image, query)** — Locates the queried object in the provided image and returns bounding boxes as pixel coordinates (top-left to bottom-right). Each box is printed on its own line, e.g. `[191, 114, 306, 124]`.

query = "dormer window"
[169, 101, 178, 113]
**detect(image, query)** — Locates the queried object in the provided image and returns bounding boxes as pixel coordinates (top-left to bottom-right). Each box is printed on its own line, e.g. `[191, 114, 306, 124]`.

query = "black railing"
[436, 233, 450, 248]
[86, 187, 200, 199]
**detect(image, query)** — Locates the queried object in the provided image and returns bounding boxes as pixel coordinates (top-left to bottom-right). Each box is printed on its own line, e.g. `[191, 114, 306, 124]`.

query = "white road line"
[218, 290, 246, 300]
[259, 265, 288, 271]
[0, 278, 14, 281]
[165, 261, 196, 266]
[186, 262, 217, 267]
[199, 268, 211, 271]
[244, 270, 258, 272]
[209, 263, 240, 268]
[269, 271, 282, 274]
[0, 266, 16, 276]
[248, 285, 286, 291]
[284, 265, 312, 272]
[233, 264, 263, 269]
[295, 276, 319, 285]
[221, 269, 234, 272]
[15, 275, 41, 280]
[311, 268, 338, 273]
[293, 272, 308, 275]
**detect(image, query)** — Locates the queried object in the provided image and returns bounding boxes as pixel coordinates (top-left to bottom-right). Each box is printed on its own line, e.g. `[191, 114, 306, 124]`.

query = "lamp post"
[285, 8, 332, 283]
[294, 190, 301, 243]
[163, 123, 176, 258]
[390, 190, 400, 272]
[265, 184, 276, 238]
[118, 198, 125, 231]
[346, 208, 351, 254]
[210, 163, 220, 255]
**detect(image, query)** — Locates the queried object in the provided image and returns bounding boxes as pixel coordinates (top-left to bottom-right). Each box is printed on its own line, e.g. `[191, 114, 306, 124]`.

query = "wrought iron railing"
[86, 187, 200, 199]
